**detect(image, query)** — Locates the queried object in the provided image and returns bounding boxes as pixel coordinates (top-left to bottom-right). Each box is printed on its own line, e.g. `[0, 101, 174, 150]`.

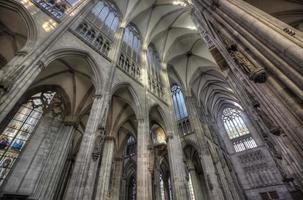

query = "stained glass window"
[171, 85, 188, 120]
[0, 91, 56, 185]
[222, 108, 257, 152]
[88, 0, 120, 33]
[126, 136, 136, 156]
[123, 25, 141, 62]
[147, 45, 162, 95]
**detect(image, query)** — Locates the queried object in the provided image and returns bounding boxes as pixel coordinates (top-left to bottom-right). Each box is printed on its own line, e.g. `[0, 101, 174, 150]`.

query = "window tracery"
[32, 0, 78, 19]
[222, 108, 257, 152]
[125, 136, 136, 156]
[171, 85, 188, 120]
[76, 0, 120, 57]
[171, 85, 192, 136]
[118, 24, 141, 80]
[0, 91, 63, 185]
[147, 45, 163, 97]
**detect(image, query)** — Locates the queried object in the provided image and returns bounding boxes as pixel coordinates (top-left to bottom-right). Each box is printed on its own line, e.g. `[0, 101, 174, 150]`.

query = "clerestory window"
[147, 45, 162, 96]
[222, 108, 257, 152]
[171, 85, 188, 120]
[88, 1, 120, 33]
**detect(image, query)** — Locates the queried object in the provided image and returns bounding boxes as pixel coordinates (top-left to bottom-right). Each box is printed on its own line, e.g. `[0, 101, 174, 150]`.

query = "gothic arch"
[148, 104, 170, 132]
[42, 48, 103, 92]
[111, 82, 142, 119]
[0, 0, 37, 47]
[0, 0, 37, 67]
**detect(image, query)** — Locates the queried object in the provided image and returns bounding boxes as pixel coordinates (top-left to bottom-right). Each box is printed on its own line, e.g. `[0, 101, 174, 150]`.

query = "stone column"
[95, 136, 115, 200]
[110, 157, 123, 200]
[192, 0, 303, 116]
[165, 133, 188, 200]
[158, 62, 188, 200]
[64, 95, 108, 200]
[136, 119, 153, 200]
[185, 96, 227, 200]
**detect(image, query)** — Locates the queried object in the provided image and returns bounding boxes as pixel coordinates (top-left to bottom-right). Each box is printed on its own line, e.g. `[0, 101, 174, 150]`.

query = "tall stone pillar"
[192, 0, 303, 118]
[64, 95, 108, 200]
[136, 118, 153, 200]
[110, 157, 123, 200]
[153, 159, 162, 200]
[158, 62, 189, 200]
[165, 132, 188, 200]
[185, 96, 223, 199]
[95, 136, 115, 200]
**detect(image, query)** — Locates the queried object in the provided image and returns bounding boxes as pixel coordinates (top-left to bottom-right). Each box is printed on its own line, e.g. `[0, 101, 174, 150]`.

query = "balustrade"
[177, 117, 192, 136]
[76, 22, 112, 58]
[32, 0, 69, 20]
[118, 51, 140, 81]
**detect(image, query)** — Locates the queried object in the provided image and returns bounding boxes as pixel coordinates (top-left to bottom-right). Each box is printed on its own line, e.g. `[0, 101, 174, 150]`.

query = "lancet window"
[171, 85, 188, 120]
[118, 24, 141, 79]
[222, 108, 257, 152]
[0, 91, 62, 185]
[147, 45, 162, 97]
[76, 0, 120, 56]
[125, 136, 136, 156]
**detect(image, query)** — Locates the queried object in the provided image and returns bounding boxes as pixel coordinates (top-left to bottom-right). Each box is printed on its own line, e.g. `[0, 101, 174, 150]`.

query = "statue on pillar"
[227, 44, 267, 83]
[92, 126, 105, 161]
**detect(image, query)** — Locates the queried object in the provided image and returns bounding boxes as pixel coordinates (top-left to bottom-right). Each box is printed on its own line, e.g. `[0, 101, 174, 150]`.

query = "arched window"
[147, 45, 162, 96]
[0, 91, 62, 185]
[122, 25, 141, 62]
[119, 24, 141, 79]
[125, 136, 136, 156]
[171, 85, 188, 120]
[222, 108, 257, 152]
[76, 0, 120, 56]
[88, 0, 120, 33]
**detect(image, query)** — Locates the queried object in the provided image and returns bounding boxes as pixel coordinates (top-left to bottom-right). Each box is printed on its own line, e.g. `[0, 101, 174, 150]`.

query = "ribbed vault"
[111, 0, 239, 117]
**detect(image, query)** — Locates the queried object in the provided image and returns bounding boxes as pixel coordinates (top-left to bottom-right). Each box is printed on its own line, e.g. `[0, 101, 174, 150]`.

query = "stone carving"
[92, 127, 105, 161]
[207, 174, 214, 190]
[245, 88, 282, 136]
[283, 28, 296, 36]
[227, 44, 267, 83]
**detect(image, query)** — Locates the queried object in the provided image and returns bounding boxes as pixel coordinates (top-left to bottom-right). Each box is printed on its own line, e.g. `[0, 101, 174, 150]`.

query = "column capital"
[104, 135, 115, 142]
[63, 116, 79, 127]
[93, 93, 103, 99]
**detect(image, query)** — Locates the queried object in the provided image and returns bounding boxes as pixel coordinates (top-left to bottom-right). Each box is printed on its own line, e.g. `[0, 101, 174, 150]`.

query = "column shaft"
[95, 137, 115, 200]
[64, 96, 107, 200]
[136, 119, 153, 200]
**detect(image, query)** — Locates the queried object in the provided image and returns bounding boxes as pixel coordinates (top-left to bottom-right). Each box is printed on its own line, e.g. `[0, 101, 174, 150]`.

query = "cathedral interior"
[0, 0, 302, 200]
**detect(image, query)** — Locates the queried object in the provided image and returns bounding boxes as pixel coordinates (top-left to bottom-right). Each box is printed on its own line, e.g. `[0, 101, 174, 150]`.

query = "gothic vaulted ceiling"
[111, 0, 238, 116]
